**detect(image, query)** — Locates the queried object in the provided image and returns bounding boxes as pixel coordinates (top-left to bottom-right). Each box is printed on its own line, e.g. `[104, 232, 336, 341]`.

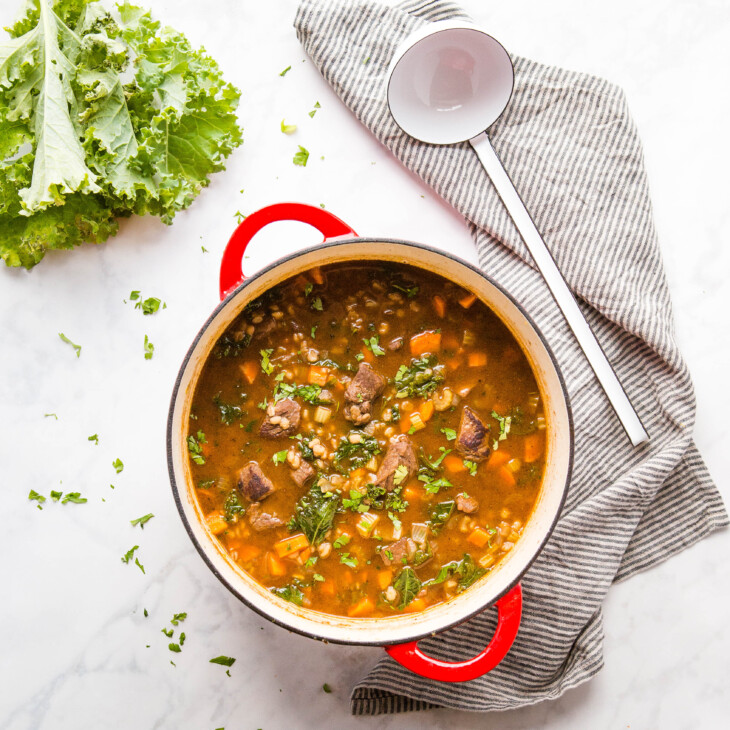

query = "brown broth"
[187, 262, 546, 618]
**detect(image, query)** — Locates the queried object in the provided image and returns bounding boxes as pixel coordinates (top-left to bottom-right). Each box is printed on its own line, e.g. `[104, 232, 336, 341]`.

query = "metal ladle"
[386, 20, 648, 446]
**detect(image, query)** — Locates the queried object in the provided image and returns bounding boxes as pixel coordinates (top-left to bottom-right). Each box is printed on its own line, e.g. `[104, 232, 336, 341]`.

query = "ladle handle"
[470, 131, 648, 447]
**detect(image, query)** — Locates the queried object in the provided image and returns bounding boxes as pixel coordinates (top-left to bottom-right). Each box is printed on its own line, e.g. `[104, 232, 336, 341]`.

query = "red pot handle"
[385, 584, 522, 682]
[218, 202, 357, 300]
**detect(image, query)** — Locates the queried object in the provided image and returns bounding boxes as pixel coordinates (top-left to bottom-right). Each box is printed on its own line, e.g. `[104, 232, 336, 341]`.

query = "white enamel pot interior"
[168, 222, 572, 650]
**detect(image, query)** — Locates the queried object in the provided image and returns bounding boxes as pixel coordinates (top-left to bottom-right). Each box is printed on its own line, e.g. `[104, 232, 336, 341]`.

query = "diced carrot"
[467, 352, 488, 368]
[205, 511, 228, 536]
[240, 361, 259, 385]
[238, 545, 262, 562]
[459, 293, 477, 309]
[361, 346, 374, 363]
[443, 455, 467, 473]
[402, 486, 420, 501]
[274, 533, 309, 558]
[419, 400, 434, 423]
[333, 377, 346, 391]
[350, 468, 368, 482]
[399, 404, 415, 433]
[308, 365, 329, 386]
[497, 465, 517, 488]
[200, 441, 212, 459]
[356, 570, 369, 584]
[347, 596, 375, 617]
[299, 547, 313, 563]
[319, 581, 335, 596]
[486, 450, 511, 469]
[445, 356, 463, 371]
[310, 267, 324, 285]
[404, 598, 426, 613]
[267, 552, 288, 576]
[377, 569, 393, 590]
[409, 331, 442, 356]
[341, 571, 354, 586]
[432, 295, 446, 318]
[523, 433, 544, 463]
[467, 527, 490, 548]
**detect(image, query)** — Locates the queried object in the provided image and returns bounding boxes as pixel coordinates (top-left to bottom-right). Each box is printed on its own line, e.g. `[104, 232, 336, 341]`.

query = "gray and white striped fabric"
[294, 0, 728, 716]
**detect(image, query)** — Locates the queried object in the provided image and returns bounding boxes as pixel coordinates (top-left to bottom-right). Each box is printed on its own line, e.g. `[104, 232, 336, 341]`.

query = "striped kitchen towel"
[295, 0, 728, 716]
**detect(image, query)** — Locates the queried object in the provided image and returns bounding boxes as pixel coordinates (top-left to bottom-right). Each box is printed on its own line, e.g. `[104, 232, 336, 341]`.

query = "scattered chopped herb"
[214, 332, 252, 358]
[62, 492, 87, 504]
[280, 119, 297, 135]
[179, 632, 186, 646]
[308, 101, 321, 118]
[428, 501, 455, 535]
[88, 434, 99, 445]
[333, 435, 381, 473]
[243, 419, 257, 433]
[113, 458, 124, 473]
[463, 460, 478, 476]
[135, 558, 145, 574]
[323, 683, 332, 693]
[293, 145, 310, 167]
[121, 545, 139, 564]
[260, 348, 275, 375]
[171, 613, 187, 626]
[131, 513, 154, 529]
[58, 333, 81, 357]
[274, 381, 327, 405]
[339, 553, 358, 568]
[304, 556, 318, 568]
[354, 353, 365, 362]
[169, 643, 181, 653]
[342, 490, 369, 513]
[44, 413, 58, 419]
[362, 335, 385, 356]
[311, 324, 318, 339]
[424, 554, 485, 590]
[213, 393, 244, 425]
[395, 355, 443, 398]
[271, 584, 304, 605]
[391, 282, 419, 299]
[234, 210, 246, 224]
[50, 490, 62, 501]
[280, 65, 292, 76]
[492, 410, 512, 441]
[28, 489, 45, 507]
[210, 655, 236, 667]
[440, 427, 457, 441]
[313, 573, 325, 582]
[333, 534, 351, 549]
[187, 431, 207, 465]
[144, 608, 148, 617]
[130, 294, 164, 315]
[223, 490, 246, 523]
[287, 486, 339, 545]
[311, 296, 323, 311]
[201, 246, 208, 253]
[304, 282, 313, 297]
[393, 567, 421, 609]
[507, 406, 538, 435]
[272, 449, 288, 466]
[392, 464, 409, 486]
[162, 628, 174, 638]
[143, 335, 154, 360]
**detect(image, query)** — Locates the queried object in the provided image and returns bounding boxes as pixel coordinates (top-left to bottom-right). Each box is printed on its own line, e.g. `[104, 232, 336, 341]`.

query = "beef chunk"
[375, 435, 417, 492]
[381, 537, 416, 567]
[290, 459, 315, 488]
[456, 406, 491, 461]
[343, 362, 386, 425]
[237, 461, 276, 502]
[456, 493, 479, 513]
[260, 398, 300, 438]
[251, 316, 277, 341]
[388, 337, 404, 351]
[248, 502, 284, 532]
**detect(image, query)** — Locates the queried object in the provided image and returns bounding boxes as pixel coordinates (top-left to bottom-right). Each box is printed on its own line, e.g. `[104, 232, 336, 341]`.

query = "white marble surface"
[1, 0, 729, 728]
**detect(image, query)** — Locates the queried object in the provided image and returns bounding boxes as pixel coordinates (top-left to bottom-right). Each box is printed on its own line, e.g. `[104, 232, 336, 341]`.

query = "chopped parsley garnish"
[130, 292, 165, 315]
[311, 324, 318, 339]
[169, 643, 181, 653]
[234, 210, 246, 224]
[492, 410, 512, 441]
[423, 553, 485, 591]
[61, 492, 87, 504]
[210, 655, 236, 667]
[440, 427, 457, 441]
[44, 413, 58, 419]
[213, 393, 244, 425]
[187, 431, 207, 465]
[393, 567, 421, 609]
[50, 490, 62, 501]
[143, 335, 154, 360]
[342, 490, 369, 513]
[506, 406, 538, 435]
[391, 282, 419, 299]
[224, 490, 246, 523]
[162, 627, 174, 638]
[392, 464, 409, 486]
[272, 449, 288, 466]
[313, 573, 325, 582]
[135, 558, 145, 574]
[280, 65, 292, 76]
[418, 448, 453, 494]
[112, 458, 124, 473]
[309, 101, 321, 118]
[354, 353, 365, 362]
[288, 486, 339, 545]
[362, 335, 385, 356]
[121, 545, 139, 564]
[131, 513, 154, 529]
[463, 460, 478, 476]
[311, 296, 323, 311]
[293, 145, 310, 167]
[339, 553, 358, 568]
[304, 282, 313, 297]
[428, 501, 455, 535]
[260, 348, 275, 375]
[394, 355, 443, 398]
[171, 613, 187, 625]
[323, 683, 332, 693]
[28, 489, 45, 508]
[214, 332, 252, 358]
[280, 119, 297, 135]
[274, 381, 327, 405]
[333, 534, 351, 549]
[58, 332, 81, 357]
[271, 584, 304, 605]
[88, 434, 99, 445]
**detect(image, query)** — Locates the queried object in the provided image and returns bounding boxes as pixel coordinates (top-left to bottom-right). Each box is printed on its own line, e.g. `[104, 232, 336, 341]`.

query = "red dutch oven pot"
[168, 203, 572, 682]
